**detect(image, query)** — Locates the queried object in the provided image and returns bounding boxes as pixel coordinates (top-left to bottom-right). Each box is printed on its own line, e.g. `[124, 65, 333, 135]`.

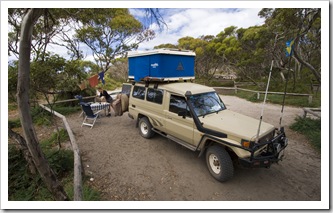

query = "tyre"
[138, 117, 155, 139]
[205, 145, 234, 182]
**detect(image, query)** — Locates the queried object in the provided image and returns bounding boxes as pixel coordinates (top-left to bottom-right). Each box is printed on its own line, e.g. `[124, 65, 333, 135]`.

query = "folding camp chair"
[75, 95, 85, 117]
[80, 103, 101, 128]
[74, 95, 83, 103]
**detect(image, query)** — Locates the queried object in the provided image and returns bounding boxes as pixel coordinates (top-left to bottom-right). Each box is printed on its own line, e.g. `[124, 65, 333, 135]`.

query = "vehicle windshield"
[188, 92, 226, 117]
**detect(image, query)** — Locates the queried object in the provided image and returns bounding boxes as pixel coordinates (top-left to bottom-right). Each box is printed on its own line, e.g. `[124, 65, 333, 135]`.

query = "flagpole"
[255, 33, 279, 143]
[279, 51, 292, 129]
[278, 38, 294, 130]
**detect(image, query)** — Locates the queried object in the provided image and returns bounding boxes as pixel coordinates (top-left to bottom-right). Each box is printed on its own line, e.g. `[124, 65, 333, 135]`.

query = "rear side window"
[169, 95, 191, 117]
[147, 88, 164, 104]
[121, 84, 132, 97]
[132, 86, 146, 100]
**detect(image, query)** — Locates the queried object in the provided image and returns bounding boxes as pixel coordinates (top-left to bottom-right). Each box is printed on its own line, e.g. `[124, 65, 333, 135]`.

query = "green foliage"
[8, 145, 72, 201]
[9, 106, 81, 130]
[30, 54, 90, 96]
[75, 8, 154, 72]
[154, 43, 178, 49]
[8, 103, 17, 111]
[8, 119, 21, 128]
[82, 185, 101, 201]
[290, 117, 321, 151]
[233, 90, 320, 108]
[196, 78, 234, 87]
[40, 128, 69, 150]
[52, 106, 81, 115]
[30, 106, 52, 126]
[8, 145, 33, 200]
[155, 8, 320, 93]
[10, 56, 94, 104]
[44, 149, 74, 178]
[30, 53, 66, 92]
[108, 58, 129, 82]
[8, 136, 101, 201]
[96, 77, 123, 91]
[63, 174, 101, 201]
[8, 61, 19, 101]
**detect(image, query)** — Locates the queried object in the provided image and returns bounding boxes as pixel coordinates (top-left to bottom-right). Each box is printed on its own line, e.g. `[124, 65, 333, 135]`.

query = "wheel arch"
[136, 113, 146, 127]
[198, 137, 238, 161]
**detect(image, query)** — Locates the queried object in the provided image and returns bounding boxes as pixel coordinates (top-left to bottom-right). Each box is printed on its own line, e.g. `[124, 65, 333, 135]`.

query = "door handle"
[132, 104, 136, 108]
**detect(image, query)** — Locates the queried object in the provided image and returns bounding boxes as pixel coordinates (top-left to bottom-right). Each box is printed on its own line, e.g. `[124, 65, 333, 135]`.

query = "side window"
[169, 95, 191, 117]
[147, 88, 164, 104]
[132, 86, 146, 100]
[121, 84, 132, 97]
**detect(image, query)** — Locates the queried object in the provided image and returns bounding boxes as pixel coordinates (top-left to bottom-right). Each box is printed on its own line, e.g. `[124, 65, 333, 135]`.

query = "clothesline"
[78, 70, 106, 90]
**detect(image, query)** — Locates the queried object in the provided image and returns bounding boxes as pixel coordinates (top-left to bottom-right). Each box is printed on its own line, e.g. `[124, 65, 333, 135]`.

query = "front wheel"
[138, 117, 155, 139]
[206, 145, 234, 182]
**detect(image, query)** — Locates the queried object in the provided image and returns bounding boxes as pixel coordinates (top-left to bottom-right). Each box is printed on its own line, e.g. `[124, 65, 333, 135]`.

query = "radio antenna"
[255, 33, 279, 143]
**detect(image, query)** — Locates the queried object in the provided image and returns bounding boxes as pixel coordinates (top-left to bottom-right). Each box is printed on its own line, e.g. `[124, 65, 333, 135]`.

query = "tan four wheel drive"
[121, 81, 288, 182]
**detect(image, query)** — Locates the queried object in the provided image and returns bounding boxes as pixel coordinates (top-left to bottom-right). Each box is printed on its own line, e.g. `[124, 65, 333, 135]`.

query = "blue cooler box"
[128, 49, 195, 82]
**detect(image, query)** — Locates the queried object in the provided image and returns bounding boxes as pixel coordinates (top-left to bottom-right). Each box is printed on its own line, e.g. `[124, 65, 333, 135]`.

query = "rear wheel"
[138, 117, 155, 139]
[206, 145, 234, 182]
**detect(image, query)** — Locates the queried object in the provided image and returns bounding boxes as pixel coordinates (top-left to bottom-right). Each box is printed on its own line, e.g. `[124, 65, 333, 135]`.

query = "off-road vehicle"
[121, 81, 288, 182]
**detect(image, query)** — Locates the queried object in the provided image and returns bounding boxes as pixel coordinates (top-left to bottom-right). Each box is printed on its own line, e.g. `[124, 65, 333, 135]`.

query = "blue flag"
[98, 71, 105, 84]
[285, 39, 294, 57]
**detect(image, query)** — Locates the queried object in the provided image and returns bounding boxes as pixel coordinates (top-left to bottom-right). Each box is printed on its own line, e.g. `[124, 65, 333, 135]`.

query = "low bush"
[8, 119, 21, 128]
[290, 117, 321, 151]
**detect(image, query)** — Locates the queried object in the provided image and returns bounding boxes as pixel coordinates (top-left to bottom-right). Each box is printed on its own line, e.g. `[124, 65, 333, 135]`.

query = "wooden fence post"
[308, 95, 313, 104]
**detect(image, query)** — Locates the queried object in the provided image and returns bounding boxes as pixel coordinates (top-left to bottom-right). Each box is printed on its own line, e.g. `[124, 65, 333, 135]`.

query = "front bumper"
[238, 130, 288, 168]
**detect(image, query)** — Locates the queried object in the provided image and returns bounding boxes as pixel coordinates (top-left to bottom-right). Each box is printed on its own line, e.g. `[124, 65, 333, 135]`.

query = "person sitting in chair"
[96, 87, 113, 117]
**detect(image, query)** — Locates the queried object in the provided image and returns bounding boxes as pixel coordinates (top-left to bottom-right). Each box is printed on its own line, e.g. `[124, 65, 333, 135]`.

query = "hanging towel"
[88, 75, 99, 87]
[98, 71, 105, 84]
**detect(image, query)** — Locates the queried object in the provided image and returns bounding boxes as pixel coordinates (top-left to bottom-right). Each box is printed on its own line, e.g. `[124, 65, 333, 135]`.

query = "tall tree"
[259, 8, 321, 84]
[16, 8, 69, 201]
[74, 8, 155, 72]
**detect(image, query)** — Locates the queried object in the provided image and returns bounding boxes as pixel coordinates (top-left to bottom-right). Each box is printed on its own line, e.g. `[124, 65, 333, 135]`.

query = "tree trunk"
[293, 44, 321, 84]
[17, 8, 69, 201]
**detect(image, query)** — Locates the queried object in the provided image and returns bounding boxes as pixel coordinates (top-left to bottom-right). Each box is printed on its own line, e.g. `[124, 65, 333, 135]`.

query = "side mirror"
[177, 110, 187, 119]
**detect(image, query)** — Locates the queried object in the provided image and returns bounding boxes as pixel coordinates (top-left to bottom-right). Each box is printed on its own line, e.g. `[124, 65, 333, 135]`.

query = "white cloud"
[137, 8, 265, 50]
[128, 9, 146, 19]
[7, 8, 264, 61]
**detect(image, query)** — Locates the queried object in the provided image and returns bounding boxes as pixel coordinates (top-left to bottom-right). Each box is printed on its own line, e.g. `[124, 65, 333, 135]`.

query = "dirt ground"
[65, 95, 321, 202]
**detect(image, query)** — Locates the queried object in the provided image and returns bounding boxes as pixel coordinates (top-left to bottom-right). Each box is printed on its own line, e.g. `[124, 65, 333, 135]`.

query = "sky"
[15, 8, 265, 62]
[130, 8, 265, 51]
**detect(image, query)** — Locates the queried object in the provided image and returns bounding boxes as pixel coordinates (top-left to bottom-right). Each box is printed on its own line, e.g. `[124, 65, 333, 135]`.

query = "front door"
[164, 94, 194, 144]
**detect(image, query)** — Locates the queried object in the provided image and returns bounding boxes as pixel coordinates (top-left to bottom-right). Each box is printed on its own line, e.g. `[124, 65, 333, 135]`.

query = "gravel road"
[66, 95, 321, 203]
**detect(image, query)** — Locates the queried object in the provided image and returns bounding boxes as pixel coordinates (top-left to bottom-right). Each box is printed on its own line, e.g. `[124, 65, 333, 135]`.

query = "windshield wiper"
[216, 108, 225, 114]
[202, 110, 217, 118]
[202, 108, 225, 117]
